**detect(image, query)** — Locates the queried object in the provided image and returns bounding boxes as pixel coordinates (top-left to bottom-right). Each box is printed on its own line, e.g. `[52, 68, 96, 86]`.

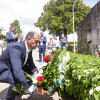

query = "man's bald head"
[25, 31, 39, 40]
[25, 31, 40, 50]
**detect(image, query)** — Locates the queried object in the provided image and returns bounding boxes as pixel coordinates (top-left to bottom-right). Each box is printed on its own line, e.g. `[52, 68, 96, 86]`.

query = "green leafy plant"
[12, 84, 25, 95]
[43, 49, 100, 100]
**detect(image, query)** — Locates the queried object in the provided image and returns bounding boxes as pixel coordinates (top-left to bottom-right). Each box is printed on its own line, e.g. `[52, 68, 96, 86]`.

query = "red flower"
[52, 49, 56, 54]
[97, 50, 99, 52]
[36, 70, 39, 73]
[98, 53, 100, 57]
[37, 76, 44, 82]
[43, 55, 51, 62]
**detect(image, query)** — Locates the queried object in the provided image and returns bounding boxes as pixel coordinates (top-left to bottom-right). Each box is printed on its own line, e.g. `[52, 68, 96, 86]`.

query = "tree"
[34, 0, 91, 36]
[10, 20, 22, 35]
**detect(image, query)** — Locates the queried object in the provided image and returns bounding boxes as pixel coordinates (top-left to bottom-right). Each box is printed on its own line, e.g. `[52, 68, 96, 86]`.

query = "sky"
[0, 0, 50, 36]
[83, 0, 100, 8]
[0, 0, 100, 40]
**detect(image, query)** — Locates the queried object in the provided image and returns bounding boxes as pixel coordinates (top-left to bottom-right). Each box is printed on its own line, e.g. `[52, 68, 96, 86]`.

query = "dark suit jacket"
[0, 41, 37, 89]
[6, 32, 18, 47]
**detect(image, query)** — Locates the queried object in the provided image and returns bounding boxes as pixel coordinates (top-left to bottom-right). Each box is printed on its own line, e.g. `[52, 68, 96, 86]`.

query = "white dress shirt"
[24, 41, 37, 93]
[40, 40, 43, 46]
[11, 32, 14, 37]
[23, 42, 31, 66]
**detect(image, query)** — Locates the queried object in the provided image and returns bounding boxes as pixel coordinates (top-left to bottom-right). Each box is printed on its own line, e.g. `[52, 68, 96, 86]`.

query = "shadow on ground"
[0, 88, 8, 100]
[0, 87, 77, 100]
[16, 92, 77, 100]
[16, 93, 54, 100]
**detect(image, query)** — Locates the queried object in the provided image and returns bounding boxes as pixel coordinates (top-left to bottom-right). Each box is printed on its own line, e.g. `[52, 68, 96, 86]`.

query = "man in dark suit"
[6, 26, 18, 47]
[38, 32, 47, 62]
[0, 31, 48, 100]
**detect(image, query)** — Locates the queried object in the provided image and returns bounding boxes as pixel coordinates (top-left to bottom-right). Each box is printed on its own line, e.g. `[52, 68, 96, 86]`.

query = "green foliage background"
[34, 0, 91, 36]
[67, 41, 77, 52]
[10, 20, 22, 35]
[1, 34, 6, 40]
[43, 49, 100, 100]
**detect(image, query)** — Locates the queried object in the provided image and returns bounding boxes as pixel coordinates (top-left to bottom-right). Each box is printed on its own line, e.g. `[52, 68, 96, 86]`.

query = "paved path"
[0, 48, 73, 100]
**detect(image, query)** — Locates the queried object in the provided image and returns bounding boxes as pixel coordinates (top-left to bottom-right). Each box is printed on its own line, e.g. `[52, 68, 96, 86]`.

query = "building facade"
[78, 1, 100, 55]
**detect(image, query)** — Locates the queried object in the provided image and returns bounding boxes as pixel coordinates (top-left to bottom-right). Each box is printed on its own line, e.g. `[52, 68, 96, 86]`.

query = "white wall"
[67, 32, 78, 42]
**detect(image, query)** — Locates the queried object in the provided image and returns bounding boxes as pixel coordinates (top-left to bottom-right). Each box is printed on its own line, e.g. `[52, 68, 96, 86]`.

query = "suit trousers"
[5, 84, 18, 100]
[1, 70, 19, 100]
[39, 45, 45, 62]
[5, 71, 19, 100]
[0, 62, 18, 100]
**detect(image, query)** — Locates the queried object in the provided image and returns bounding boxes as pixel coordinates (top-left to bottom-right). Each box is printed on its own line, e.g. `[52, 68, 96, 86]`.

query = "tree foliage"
[34, 0, 91, 36]
[10, 20, 22, 35]
[1, 34, 6, 40]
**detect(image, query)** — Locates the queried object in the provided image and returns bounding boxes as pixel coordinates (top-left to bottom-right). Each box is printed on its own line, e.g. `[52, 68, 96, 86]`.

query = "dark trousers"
[6, 84, 18, 100]
[0, 69, 19, 100]
[39, 46, 45, 62]
[5, 71, 19, 100]
[0, 63, 17, 100]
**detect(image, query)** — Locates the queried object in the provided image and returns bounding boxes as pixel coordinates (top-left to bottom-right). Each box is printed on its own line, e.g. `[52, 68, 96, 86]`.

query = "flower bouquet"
[32, 69, 44, 87]
[52, 48, 56, 54]
[12, 69, 45, 95]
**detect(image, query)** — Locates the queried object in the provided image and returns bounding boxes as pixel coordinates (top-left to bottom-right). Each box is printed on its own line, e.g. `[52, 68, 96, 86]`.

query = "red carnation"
[98, 53, 100, 57]
[37, 76, 44, 82]
[52, 49, 56, 54]
[43, 55, 51, 62]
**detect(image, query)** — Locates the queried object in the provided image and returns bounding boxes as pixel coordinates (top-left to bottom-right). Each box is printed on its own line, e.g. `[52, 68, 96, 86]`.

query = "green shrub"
[67, 42, 77, 53]
[43, 50, 100, 100]
[1, 34, 6, 40]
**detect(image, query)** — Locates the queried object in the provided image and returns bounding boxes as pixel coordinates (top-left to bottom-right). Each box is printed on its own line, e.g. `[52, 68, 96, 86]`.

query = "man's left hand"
[34, 87, 49, 95]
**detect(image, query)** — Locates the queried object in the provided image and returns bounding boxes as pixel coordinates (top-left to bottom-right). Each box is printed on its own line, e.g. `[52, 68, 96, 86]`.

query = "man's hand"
[61, 39, 64, 42]
[34, 87, 49, 95]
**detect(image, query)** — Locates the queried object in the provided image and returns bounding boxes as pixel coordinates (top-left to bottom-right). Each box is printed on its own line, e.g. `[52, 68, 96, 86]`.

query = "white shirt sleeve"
[27, 84, 37, 93]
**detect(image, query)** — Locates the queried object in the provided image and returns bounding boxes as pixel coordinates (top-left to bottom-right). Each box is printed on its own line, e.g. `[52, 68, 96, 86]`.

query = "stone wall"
[78, 1, 100, 55]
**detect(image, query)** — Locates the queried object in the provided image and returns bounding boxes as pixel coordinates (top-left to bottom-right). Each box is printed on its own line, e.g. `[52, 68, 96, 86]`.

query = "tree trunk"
[64, 29, 67, 38]
[59, 30, 63, 40]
